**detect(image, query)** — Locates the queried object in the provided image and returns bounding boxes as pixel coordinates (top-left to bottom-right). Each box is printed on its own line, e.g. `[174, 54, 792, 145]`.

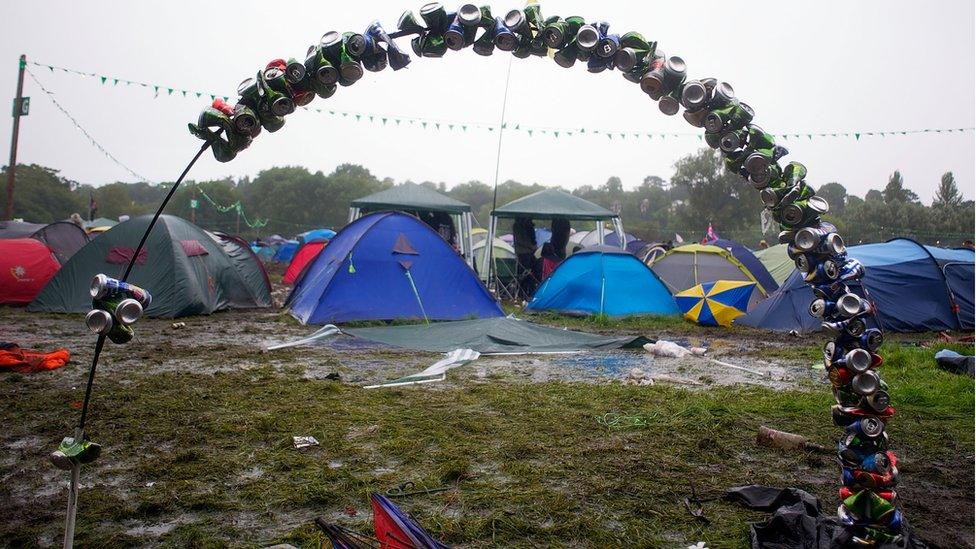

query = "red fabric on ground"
[0, 345, 70, 373]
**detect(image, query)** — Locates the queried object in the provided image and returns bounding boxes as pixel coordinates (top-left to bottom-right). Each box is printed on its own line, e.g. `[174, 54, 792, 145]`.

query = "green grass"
[0, 342, 972, 547]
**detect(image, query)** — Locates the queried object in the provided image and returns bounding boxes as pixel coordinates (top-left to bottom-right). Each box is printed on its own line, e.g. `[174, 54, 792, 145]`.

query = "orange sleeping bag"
[0, 343, 70, 373]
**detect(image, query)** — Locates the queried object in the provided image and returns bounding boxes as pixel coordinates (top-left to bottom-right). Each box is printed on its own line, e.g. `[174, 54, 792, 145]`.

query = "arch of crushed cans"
[187, 4, 902, 544]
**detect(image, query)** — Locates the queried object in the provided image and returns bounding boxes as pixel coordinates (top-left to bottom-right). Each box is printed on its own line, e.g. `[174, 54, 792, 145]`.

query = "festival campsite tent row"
[286, 211, 503, 324]
[29, 215, 272, 318]
[741, 238, 975, 332]
[0, 220, 89, 265]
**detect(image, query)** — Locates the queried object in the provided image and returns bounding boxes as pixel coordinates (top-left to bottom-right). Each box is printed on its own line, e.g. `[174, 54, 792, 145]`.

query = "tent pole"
[465, 213, 475, 270]
[597, 222, 605, 246]
[613, 218, 625, 250]
[485, 216, 496, 288]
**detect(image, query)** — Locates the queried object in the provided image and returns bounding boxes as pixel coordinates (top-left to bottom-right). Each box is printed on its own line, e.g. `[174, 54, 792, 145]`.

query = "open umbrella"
[675, 280, 756, 327]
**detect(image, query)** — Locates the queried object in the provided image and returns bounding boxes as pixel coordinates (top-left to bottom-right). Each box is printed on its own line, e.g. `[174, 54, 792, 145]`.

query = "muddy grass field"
[1, 279, 973, 548]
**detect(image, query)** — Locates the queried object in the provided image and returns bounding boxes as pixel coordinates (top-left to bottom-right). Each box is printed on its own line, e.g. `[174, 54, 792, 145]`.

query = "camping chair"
[490, 257, 521, 302]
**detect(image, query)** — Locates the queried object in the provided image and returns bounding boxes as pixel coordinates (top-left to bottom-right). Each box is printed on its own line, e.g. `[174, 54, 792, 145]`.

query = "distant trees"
[817, 182, 848, 215]
[2, 157, 972, 246]
[1, 164, 84, 221]
[934, 171, 963, 209]
[883, 170, 919, 204]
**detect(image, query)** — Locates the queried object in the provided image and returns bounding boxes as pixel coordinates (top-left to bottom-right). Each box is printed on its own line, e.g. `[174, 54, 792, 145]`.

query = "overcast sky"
[1, 0, 973, 204]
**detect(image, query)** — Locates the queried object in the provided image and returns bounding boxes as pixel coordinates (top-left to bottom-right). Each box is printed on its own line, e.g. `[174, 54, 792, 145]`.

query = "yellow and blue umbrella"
[674, 280, 756, 327]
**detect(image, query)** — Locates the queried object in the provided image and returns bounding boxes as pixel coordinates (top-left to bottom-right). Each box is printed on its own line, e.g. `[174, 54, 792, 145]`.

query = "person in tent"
[550, 218, 570, 260]
[431, 211, 457, 248]
[540, 242, 561, 280]
[512, 217, 539, 299]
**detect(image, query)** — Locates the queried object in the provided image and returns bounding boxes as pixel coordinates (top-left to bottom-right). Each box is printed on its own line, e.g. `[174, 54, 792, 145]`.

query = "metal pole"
[5, 54, 26, 220]
[486, 56, 513, 288]
[62, 441, 81, 549]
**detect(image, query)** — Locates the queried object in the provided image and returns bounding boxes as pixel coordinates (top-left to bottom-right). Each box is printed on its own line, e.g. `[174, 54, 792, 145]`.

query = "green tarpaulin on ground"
[345, 317, 650, 354]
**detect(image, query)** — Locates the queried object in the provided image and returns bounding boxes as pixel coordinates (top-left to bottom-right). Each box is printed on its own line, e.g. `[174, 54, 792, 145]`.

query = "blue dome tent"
[527, 247, 679, 317]
[272, 240, 299, 263]
[286, 212, 503, 324]
[740, 238, 974, 333]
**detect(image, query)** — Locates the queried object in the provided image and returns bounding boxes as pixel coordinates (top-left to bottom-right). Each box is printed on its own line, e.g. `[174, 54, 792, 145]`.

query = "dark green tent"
[491, 188, 616, 220]
[350, 182, 471, 214]
[29, 215, 272, 318]
[484, 188, 626, 278]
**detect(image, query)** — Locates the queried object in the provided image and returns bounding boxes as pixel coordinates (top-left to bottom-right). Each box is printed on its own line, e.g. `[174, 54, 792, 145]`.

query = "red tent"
[283, 240, 327, 285]
[0, 239, 60, 305]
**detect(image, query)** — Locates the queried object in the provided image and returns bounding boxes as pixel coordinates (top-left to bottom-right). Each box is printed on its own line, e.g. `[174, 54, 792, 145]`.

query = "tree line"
[3, 148, 973, 248]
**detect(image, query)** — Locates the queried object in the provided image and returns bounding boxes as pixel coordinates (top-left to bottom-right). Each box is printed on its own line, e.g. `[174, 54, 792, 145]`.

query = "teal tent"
[30, 215, 272, 318]
[527, 247, 679, 317]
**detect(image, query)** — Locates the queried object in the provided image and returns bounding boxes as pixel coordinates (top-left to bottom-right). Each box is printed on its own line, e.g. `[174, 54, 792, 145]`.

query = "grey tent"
[0, 220, 89, 264]
[30, 215, 271, 318]
[209, 232, 274, 309]
[349, 182, 476, 269]
[649, 243, 770, 310]
[484, 189, 626, 297]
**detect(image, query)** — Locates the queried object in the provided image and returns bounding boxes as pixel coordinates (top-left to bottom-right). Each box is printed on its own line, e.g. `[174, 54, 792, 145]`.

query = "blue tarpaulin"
[527, 247, 679, 317]
[740, 238, 975, 333]
[286, 212, 503, 324]
[299, 228, 336, 243]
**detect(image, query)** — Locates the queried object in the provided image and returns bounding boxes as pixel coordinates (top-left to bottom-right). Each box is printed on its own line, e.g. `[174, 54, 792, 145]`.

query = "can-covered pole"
[5, 54, 26, 220]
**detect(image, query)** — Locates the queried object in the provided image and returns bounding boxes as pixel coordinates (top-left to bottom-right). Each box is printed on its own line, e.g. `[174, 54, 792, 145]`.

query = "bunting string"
[31, 60, 974, 142]
[26, 66, 151, 182]
[28, 66, 267, 230]
[196, 188, 268, 229]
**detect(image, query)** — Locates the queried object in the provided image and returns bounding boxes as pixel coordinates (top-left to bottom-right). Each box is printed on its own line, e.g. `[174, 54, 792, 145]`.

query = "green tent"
[30, 215, 272, 318]
[84, 217, 118, 230]
[754, 244, 795, 286]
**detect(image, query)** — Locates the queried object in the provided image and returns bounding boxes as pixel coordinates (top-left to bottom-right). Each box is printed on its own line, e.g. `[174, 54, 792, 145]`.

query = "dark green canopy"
[351, 182, 471, 214]
[491, 189, 616, 220]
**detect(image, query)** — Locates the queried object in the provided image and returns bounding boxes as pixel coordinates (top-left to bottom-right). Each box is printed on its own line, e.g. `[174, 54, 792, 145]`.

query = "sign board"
[190, 199, 199, 209]
[12, 97, 29, 117]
